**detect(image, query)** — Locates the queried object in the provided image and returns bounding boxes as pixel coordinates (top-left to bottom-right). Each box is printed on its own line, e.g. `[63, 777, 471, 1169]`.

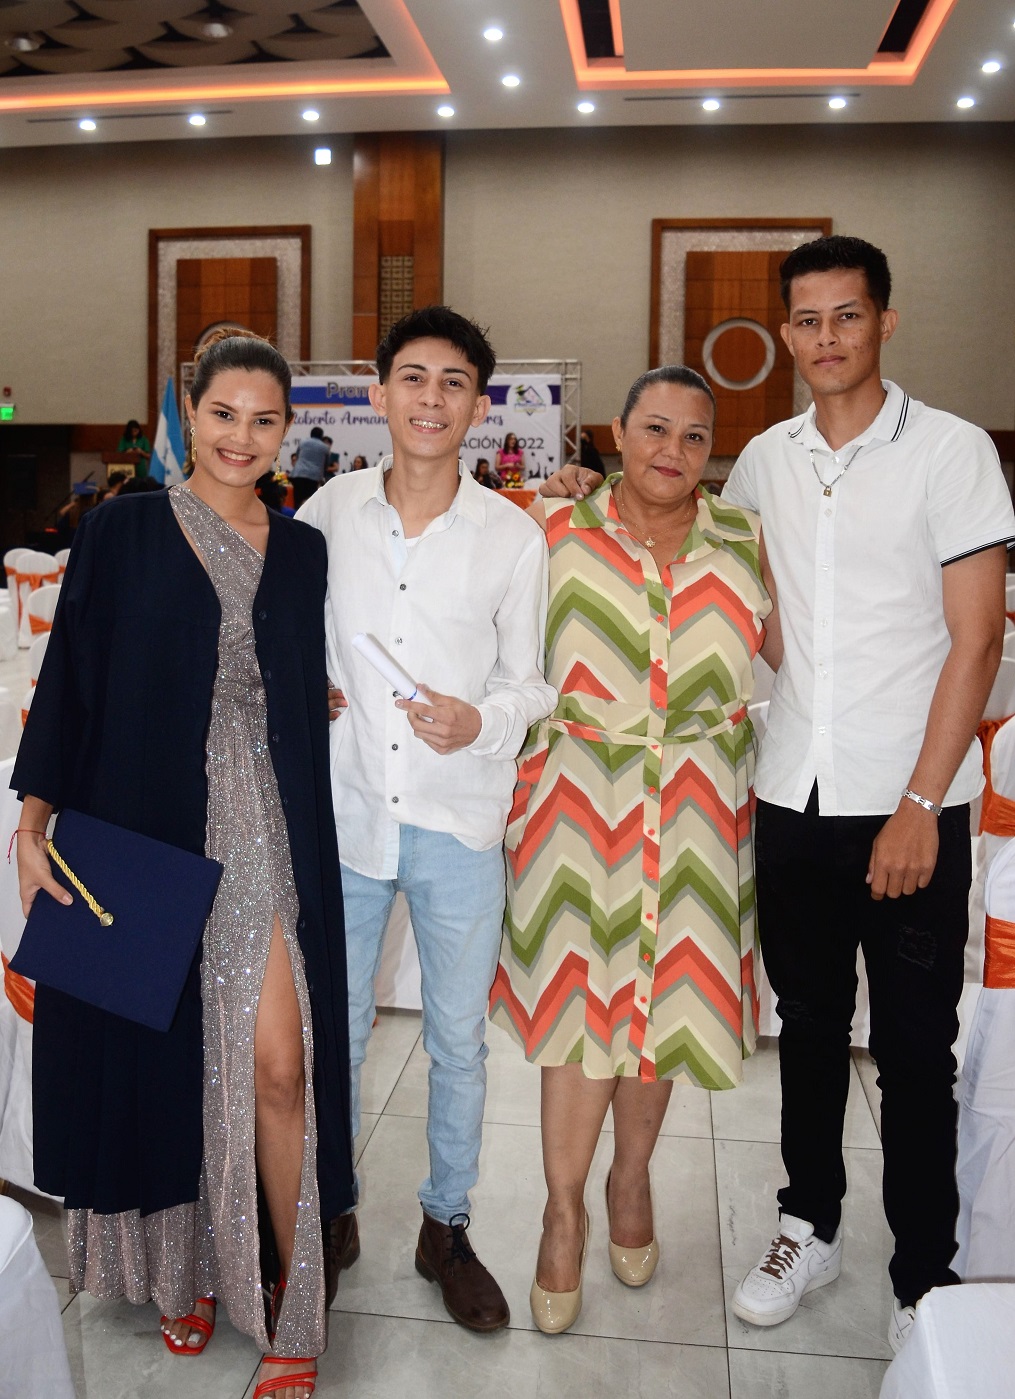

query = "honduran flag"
[149, 378, 187, 485]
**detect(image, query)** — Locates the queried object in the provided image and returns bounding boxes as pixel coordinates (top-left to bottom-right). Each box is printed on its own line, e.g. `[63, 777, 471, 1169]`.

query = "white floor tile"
[355, 1113, 380, 1166]
[852, 1049, 882, 1140]
[729, 1347, 889, 1399]
[358, 1009, 421, 1115]
[63, 1294, 259, 1399]
[711, 1040, 881, 1150]
[286, 1309, 731, 1399]
[716, 1137, 894, 1360]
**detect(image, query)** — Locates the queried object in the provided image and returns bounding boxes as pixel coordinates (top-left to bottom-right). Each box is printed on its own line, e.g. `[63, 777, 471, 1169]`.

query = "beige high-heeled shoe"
[530, 1209, 590, 1334]
[605, 1172, 659, 1287]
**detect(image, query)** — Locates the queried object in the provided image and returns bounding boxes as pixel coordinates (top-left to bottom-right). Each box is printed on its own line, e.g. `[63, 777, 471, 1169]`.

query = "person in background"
[350, 455, 369, 472]
[118, 476, 164, 495]
[298, 305, 556, 1335]
[289, 426, 330, 509]
[256, 470, 286, 512]
[492, 366, 774, 1334]
[579, 427, 605, 477]
[117, 420, 152, 476]
[54, 481, 100, 551]
[473, 457, 503, 490]
[496, 432, 525, 486]
[105, 470, 128, 497]
[322, 436, 339, 478]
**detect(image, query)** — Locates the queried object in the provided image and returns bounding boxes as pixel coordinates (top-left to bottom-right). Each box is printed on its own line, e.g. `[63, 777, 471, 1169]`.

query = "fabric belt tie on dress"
[984, 915, 1015, 989]
[548, 705, 748, 747]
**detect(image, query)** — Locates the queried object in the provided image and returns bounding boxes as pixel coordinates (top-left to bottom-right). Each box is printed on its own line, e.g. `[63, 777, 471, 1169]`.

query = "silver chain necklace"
[809, 444, 863, 497]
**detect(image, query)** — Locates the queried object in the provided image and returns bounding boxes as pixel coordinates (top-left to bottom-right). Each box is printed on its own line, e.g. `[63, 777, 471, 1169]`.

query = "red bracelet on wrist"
[7, 828, 49, 862]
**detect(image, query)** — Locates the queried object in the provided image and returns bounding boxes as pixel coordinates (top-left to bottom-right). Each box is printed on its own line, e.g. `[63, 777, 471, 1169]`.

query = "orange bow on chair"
[1, 952, 34, 1023]
[977, 717, 1015, 837]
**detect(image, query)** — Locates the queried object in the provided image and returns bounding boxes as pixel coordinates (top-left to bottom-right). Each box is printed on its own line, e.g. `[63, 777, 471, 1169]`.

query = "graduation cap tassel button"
[46, 841, 114, 926]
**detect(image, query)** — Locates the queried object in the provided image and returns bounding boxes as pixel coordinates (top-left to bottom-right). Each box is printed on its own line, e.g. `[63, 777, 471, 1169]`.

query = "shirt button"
[399, 583, 407, 591]
[394, 637, 403, 645]
[392, 529, 400, 537]
[824, 509, 832, 517]
[271, 732, 280, 743]
[642, 952, 651, 963]
[282, 796, 290, 806]
[391, 743, 399, 751]
[647, 828, 655, 836]
[818, 726, 826, 734]
[298, 918, 306, 930]
[639, 996, 648, 1005]
[259, 609, 268, 620]
[263, 669, 272, 681]
[645, 912, 654, 921]
[648, 785, 657, 795]
[391, 795, 399, 804]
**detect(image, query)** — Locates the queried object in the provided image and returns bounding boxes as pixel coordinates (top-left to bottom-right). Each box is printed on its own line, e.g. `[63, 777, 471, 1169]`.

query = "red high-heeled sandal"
[160, 1296, 216, 1355]
[252, 1355, 317, 1398]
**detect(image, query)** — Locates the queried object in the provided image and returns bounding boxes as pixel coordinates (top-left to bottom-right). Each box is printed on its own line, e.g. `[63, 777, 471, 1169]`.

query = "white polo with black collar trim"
[723, 380, 1015, 816]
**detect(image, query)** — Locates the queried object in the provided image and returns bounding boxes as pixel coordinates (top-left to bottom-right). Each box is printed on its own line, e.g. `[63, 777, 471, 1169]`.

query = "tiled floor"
[10, 1019, 894, 1398]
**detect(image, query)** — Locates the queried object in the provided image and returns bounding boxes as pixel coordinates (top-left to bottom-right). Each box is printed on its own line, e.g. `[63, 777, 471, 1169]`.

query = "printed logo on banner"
[511, 384, 547, 415]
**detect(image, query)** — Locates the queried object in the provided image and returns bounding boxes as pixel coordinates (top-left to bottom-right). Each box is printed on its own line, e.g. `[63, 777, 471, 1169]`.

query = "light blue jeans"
[341, 825, 506, 1223]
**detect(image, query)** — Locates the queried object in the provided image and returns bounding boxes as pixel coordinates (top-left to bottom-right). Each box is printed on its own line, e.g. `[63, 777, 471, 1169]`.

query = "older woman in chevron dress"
[490, 366, 778, 1333]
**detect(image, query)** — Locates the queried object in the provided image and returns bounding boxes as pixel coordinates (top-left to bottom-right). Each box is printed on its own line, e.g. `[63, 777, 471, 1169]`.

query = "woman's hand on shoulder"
[540, 465, 603, 499]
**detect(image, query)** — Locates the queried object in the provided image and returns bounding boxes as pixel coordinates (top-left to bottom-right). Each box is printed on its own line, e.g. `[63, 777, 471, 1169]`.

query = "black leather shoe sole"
[414, 1248, 510, 1332]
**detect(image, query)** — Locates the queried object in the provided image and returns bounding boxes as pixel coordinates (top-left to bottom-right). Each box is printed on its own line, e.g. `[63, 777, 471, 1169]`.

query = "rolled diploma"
[351, 632, 419, 701]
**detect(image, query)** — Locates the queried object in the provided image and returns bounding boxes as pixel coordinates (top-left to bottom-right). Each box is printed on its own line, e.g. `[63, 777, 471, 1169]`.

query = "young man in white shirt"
[540, 235, 1014, 1351]
[298, 306, 555, 1332]
[721, 236, 1013, 1352]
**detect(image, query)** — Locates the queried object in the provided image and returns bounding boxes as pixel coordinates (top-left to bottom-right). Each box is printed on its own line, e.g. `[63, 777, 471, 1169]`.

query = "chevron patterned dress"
[490, 478, 771, 1087]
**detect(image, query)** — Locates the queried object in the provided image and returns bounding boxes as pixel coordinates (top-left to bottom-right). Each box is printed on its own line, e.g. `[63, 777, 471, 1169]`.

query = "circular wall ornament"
[701, 318, 777, 391]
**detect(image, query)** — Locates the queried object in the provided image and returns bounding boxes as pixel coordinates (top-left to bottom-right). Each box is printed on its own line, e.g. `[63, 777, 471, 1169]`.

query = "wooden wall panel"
[353, 133, 444, 359]
[175, 257, 278, 372]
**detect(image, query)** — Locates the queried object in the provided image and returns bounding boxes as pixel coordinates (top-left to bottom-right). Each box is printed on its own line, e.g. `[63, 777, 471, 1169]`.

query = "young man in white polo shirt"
[298, 306, 555, 1332]
[722, 236, 1015, 1351]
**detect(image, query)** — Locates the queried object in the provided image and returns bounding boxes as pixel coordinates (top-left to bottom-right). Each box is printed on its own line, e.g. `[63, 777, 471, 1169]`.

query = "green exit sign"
[0, 405, 14, 423]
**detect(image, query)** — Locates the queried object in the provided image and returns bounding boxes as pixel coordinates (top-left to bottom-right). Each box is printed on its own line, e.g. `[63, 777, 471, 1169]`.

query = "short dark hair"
[375, 306, 496, 393]
[620, 366, 716, 429]
[779, 235, 892, 312]
[310, 426, 324, 439]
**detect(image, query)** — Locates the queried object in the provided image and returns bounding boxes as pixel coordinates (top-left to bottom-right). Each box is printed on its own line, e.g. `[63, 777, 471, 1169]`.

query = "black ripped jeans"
[756, 785, 970, 1307]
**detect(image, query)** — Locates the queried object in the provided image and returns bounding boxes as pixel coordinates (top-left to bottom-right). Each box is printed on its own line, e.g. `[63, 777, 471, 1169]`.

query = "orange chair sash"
[984, 915, 1015, 989]
[27, 613, 52, 636]
[1, 951, 34, 1023]
[978, 716, 1015, 836]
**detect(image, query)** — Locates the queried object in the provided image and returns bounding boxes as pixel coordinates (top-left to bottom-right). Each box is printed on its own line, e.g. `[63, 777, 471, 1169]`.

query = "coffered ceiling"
[0, 0, 1011, 147]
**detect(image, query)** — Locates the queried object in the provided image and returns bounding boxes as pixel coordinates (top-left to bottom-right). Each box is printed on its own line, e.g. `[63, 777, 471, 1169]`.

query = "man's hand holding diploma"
[397, 686, 482, 755]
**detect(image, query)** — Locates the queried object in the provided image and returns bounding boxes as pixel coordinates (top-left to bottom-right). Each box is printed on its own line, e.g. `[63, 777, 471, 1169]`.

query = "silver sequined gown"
[66, 484, 326, 1357]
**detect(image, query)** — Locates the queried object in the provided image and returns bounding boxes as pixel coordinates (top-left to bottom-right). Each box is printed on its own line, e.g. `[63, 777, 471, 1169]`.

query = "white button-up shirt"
[298, 460, 556, 877]
[723, 381, 1015, 815]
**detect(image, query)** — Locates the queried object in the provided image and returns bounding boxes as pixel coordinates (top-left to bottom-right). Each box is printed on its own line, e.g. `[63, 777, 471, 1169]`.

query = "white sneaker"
[732, 1214, 842, 1326]
[888, 1298, 916, 1354]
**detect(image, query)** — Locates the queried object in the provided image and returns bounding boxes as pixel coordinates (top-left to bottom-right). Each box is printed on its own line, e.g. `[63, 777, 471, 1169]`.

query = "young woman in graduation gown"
[13, 330, 353, 1399]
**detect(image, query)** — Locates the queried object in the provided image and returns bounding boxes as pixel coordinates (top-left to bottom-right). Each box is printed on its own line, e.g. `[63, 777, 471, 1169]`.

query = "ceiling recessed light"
[484, 26, 504, 42]
[302, 108, 320, 122]
[78, 118, 97, 132]
[501, 73, 521, 88]
[188, 113, 206, 126]
[956, 96, 976, 109]
[5, 33, 43, 53]
[828, 96, 847, 110]
[577, 101, 596, 114]
[702, 98, 721, 112]
[201, 21, 232, 38]
[981, 60, 1001, 74]
[437, 104, 455, 118]
[314, 147, 332, 166]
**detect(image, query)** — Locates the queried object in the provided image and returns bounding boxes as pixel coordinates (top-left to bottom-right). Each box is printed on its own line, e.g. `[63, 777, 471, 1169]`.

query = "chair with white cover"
[0, 1196, 75, 1399]
[24, 584, 59, 643]
[27, 634, 48, 687]
[879, 1282, 1015, 1399]
[956, 719, 1015, 1282]
[12, 551, 58, 649]
[54, 547, 71, 578]
[0, 595, 16, 663]
[984, 656, 1015, 723]
[2, 549, 27, 627]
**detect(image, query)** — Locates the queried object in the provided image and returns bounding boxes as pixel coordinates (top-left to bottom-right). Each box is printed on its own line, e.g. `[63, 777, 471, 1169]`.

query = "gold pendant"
[823, 486, 832, 497]
[645, 536, 656, 548]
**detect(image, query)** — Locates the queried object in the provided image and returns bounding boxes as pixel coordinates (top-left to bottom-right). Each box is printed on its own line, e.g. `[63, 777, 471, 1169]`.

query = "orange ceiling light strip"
[561, 0, 958, 89]
[0, 73, 449, 113]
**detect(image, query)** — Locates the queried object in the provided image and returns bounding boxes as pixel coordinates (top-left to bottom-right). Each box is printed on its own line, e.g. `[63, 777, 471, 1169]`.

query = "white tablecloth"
[0, 1196, 74, 1399]
[880, 1283, 1015, 1399]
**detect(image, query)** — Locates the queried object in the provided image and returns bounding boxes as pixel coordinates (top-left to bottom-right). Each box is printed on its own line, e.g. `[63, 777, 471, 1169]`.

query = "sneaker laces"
[448, 1213, 476, 1267]
[759, 1234, 803, 1279]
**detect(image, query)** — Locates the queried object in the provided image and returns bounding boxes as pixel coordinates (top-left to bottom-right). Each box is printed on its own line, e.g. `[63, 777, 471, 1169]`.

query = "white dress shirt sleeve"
[468, 529, 557, 759]
[722, 442, 761, 513]
[925, 422, 1015, 564]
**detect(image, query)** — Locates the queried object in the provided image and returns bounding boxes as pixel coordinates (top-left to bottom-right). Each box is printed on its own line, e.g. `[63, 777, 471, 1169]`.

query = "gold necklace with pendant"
[615, 482, 695, 549]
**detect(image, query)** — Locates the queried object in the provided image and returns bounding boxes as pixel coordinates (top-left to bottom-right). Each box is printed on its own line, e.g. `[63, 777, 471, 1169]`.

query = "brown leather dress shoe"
[414, 1210, 510, 1332]
[323, 1213, 360, 1307]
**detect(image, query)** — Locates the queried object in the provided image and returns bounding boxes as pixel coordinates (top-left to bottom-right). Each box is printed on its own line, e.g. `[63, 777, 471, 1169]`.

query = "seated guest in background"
[54, 481, 100, 550]
[322, 436, 339, 478]
[542, 235, 1015, 1353]
[15, 328, 353, 1399]
[117, 419, 152, 475]
[491, 366, 774, 1334]
[473, 457, 502, 489]
[496, 431, 525, 486]
[298, 305, 556, 1334]
[579, 426, 605, 477]
[118, 475, 164, 495]
[105, 469, 128, 497]
[256, 469, 285, 512]
[289, 425, 330, 508]
[350, 454, 369, 472]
